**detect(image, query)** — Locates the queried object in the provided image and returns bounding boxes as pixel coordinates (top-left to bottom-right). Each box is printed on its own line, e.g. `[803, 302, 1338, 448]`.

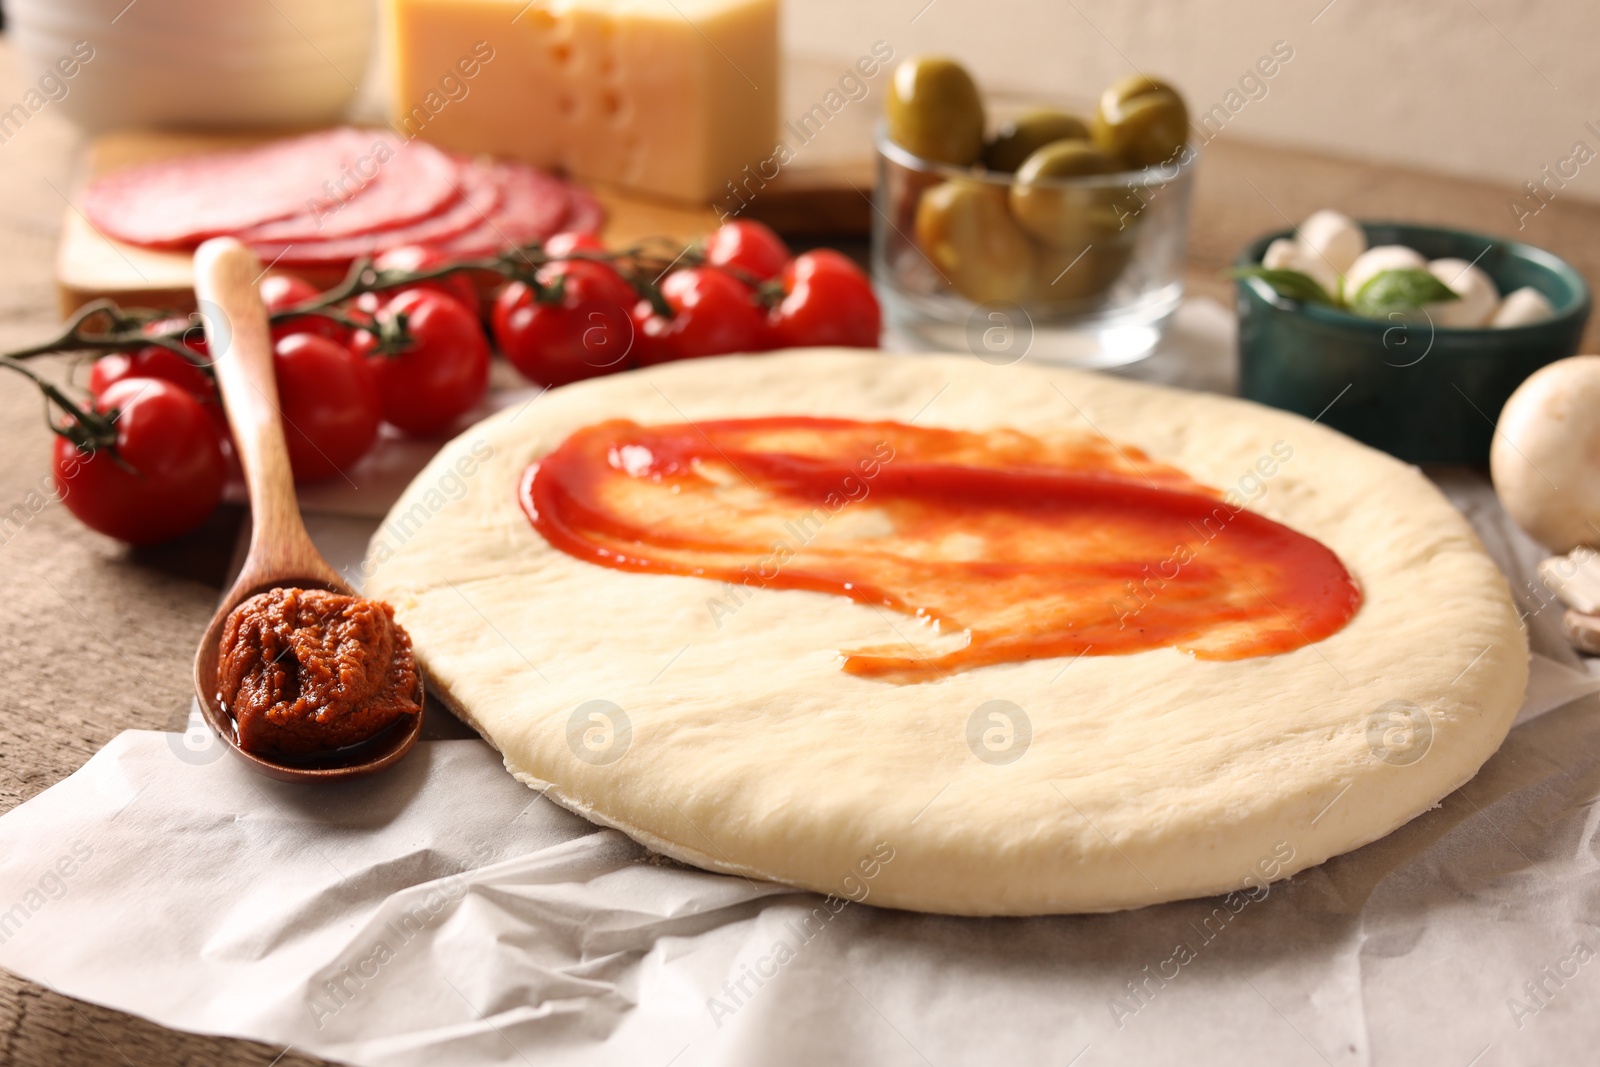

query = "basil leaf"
[1228, 265, 1336, 306]
[1350, 269, 1460, 319]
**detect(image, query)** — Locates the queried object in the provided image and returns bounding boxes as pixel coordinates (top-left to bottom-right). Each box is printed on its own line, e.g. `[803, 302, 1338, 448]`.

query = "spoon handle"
[194, 239, 331, 590]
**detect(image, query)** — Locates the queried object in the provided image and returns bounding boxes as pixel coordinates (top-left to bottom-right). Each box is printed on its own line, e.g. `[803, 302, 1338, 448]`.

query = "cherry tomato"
[343, 291, 384, 333]
[640, 267, 771, 363]
[90, 318, 227, 440]
[273, 333, 381, 481]
[352, 289, 491, 437]
[493, 260, 638, 386]
[629, 299, 676, 366]
[260, 274, 347, 344]
[54, 377, 227, 545]
[769, 250, 881, 349]
[544, 231, 606, 258]
[93, 317, 210, 394]
[703, 220, 790, 282]
[373, 244, 481, 318]
[88, 345, 214, 406]
[139, 315, 210, 360]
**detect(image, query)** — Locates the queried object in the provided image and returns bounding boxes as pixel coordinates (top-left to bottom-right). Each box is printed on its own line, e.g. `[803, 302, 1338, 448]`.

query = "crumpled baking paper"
[3, 304, 1599, 1065]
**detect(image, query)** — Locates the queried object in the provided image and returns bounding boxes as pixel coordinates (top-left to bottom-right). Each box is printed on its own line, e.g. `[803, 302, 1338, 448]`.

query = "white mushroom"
[1296, 209, 1365, 275]
[1491, 286, 1555, 327]
[1426, 258, 1499, 327]
[1343, 245, 1427, 302]
[1262, 237, 1340, 298]
[1490, 355, 1600, 553]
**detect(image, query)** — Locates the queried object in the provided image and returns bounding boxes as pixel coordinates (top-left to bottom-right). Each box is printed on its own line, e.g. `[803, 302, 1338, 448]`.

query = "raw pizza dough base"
[365, 350, 1527, 915]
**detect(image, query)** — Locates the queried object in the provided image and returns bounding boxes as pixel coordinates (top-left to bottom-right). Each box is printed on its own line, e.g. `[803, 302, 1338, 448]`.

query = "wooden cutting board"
[56, 128, 874, 317]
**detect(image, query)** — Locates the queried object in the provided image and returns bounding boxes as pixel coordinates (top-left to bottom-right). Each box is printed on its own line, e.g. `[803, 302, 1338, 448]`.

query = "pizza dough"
[364, 350, 1527, 915]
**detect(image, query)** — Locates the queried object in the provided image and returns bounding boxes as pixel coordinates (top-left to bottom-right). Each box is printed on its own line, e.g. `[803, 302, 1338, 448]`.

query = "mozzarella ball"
[1261, 238, 1299, 269]
[1261, 237, 1339, 298]
[1491, 286, 1555, 328]
[1296, 210, 1365, 275]
[1342, 245, 1427, 301]
[1425, 258, 1499, 328]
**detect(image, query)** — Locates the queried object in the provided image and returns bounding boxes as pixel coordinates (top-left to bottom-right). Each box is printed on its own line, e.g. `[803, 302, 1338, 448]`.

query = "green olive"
[886, 56, 986, 166]
[1015, 139, 1119, 179]
[982, 109, 1090, 173]
[1091, 75, 1189, 169]
[914, 180, 1033, 304]
[1007, 140, 1125, 247]
[1028, 237, 1135, 307]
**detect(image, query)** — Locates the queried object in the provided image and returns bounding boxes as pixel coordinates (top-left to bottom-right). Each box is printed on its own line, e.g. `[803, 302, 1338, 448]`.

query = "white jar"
[7, 0, 374, 131]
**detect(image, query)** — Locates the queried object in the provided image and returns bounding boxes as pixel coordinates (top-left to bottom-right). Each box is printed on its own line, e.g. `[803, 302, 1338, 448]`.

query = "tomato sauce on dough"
[218, 587, 421, 756]
[522, 417, 1362, 680]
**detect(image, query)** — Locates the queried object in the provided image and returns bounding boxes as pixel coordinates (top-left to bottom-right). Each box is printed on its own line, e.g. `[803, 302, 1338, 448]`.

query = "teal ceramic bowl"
[1234, 222, 1590, 464]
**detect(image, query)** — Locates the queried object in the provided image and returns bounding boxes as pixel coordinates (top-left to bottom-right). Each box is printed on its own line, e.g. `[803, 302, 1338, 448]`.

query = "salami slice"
[246, 158, 502, 267]
[85, 128, 380, 248]
[84, 129, 600, 262]
[236, 136, 463, 243]
[442, 161, 594, 257]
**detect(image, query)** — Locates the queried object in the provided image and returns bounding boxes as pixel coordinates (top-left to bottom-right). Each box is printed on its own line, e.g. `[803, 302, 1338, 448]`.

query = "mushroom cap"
[1490, 354, 1600, 553]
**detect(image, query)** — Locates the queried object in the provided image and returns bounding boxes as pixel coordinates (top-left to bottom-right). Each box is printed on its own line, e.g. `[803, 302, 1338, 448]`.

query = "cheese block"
[382, 0, 779, 204]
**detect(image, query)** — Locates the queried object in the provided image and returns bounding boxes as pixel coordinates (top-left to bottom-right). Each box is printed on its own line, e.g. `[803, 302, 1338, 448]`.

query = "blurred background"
[5, 0, 1597, 196]
[789, 0, 1600, 198]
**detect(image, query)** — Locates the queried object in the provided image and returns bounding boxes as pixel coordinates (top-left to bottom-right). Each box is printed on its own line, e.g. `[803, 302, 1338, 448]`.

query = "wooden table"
[2, 37, 1599, 1067]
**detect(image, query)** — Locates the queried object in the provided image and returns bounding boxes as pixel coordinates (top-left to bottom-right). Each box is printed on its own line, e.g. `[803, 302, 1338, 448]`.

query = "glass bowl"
[872, 107, 1197, 368]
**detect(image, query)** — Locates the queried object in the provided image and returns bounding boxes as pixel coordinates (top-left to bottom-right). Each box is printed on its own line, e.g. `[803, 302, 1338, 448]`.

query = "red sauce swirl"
[522, 417, 1361, 680]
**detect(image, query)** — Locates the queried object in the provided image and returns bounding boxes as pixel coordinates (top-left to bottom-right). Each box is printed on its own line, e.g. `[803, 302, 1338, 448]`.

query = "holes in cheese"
[383, 0, 779, 203]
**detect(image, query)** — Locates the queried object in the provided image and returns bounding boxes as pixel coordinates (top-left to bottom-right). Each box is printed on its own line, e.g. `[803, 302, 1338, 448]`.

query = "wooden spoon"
[190, 238, 422, 782]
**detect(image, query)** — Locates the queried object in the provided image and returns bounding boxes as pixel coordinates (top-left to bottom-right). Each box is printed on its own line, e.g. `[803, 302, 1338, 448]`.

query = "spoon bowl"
[191, 239, 422, 782]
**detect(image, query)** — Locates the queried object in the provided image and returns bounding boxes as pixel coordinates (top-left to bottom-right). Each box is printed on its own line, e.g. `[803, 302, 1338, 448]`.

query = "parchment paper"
[3, 303, 1599, 1066]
